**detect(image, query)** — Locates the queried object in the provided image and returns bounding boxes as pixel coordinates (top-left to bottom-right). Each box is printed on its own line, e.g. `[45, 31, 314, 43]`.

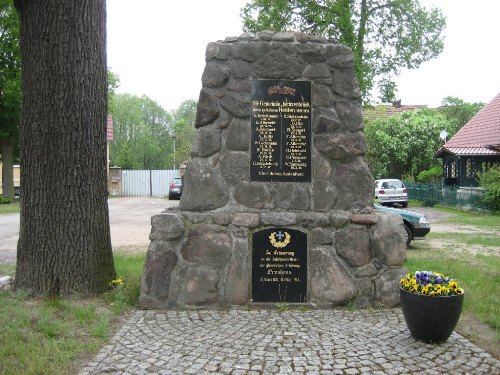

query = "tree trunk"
[0, 139, 15, 199]
[14, 0, 116, 294]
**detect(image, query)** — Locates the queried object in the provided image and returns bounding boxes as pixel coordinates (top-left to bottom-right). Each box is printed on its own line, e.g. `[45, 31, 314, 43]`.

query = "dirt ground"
[0, 197, 177, 264]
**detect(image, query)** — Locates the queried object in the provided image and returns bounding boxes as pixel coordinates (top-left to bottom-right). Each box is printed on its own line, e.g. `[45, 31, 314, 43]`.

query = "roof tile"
[443, 93, 500, 153]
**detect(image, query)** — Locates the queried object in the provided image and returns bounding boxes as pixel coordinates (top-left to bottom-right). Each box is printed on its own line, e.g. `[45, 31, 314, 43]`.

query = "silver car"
[375, 179, 409, 207]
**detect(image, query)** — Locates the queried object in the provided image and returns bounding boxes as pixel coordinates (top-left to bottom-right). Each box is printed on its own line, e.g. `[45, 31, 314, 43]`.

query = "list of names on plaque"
[251, 79, 312, 182]
[252, 228, 307, 303]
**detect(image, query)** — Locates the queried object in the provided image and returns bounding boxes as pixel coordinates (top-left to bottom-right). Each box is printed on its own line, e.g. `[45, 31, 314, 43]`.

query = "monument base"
[139, 207, 407, 309]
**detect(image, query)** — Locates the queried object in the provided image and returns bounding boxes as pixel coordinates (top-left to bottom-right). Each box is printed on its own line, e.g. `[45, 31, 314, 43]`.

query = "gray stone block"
[334, 100, 364, 132]
[180, 225, 232, 268]
[260, 212, 298, 226]
[331, 68, 361, 99]
[312, 178, 337, 212]
[226, 118, 250, 151]
[312, 108, 341, 134]
[374, 267, 407, 307]
[234, 182, 270, 208]
[315, 131, 366, 160]
[205, 42, 231, 61]
[371, 213, 406, 266]
[232, 41, 271, 62]
[255, 48, 305, 79]
[220, 90, 250, 118]
[140, 241, 178, 302]
[149, 214, 184, 241]
[303, 63, 331, 79]
[309, 246, 358, 304]
[192, 125, 221, 157]
[335, 226, 372, 267]
[220, 152, 250, 186]
[179, 159, 229, 211]
[231, 213, 260, 228]
[326, 44, 354, 68]
[224, 238, 250, 305]
[195, 88, 219, 127]
[202, 62, 230, 88]
[272, 182, 310, 210]
[312, 83, 334, 108]
[183, 266, 219, 305]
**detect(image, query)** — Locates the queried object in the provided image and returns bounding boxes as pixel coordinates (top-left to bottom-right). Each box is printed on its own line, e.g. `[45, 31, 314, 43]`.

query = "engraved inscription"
[252, 228, 307, 303]
[251, 80, 312, 182]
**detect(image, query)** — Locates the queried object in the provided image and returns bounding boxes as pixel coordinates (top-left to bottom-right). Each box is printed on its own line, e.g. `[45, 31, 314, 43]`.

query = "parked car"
[168, 177, 182, 200]
[14, 187, 21, 200]
[374, 204, 431, 247]
[375, 179, 409, 207]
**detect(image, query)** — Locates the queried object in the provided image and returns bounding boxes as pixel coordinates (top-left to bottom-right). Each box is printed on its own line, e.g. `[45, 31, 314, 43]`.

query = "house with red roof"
[435, 93, 500, 186]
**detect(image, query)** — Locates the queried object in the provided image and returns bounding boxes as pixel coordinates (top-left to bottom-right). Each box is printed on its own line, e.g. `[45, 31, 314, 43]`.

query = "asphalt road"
[0, 197, 177, 265]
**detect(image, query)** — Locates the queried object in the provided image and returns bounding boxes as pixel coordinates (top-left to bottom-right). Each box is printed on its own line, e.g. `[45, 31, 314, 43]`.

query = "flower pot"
[400, 288, 464, 343]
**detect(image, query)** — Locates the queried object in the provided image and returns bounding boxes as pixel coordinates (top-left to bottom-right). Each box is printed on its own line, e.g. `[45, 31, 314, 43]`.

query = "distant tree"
[365, 109, 452, 180]
[169, 99, 197, 168]
[14, 0, 116, 294]
[438, 96, 484, 135]
[107, 69, 120, 114]
[417, 166, 442, 183]
[241, 0, 446, 102]
[0, 0, 21, 200]
[478, 164, 500, 212]
[110, 93, 172, 169]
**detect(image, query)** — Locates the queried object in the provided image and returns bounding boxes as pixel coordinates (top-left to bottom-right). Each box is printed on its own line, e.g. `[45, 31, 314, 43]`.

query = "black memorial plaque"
[250, 79, 312, 182]
[252, 228, 307, 303]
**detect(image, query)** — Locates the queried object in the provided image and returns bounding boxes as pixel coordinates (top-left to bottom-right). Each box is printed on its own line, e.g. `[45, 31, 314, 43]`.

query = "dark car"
[168, 177, 182, 200]
[374, 204, 431, 248]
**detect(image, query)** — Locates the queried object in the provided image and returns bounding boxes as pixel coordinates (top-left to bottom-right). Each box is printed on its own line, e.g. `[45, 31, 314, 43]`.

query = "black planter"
[400, 288, 464, 343]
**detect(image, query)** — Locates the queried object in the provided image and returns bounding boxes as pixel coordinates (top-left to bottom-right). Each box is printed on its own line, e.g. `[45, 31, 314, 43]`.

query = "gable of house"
[435, 93, 500, 186]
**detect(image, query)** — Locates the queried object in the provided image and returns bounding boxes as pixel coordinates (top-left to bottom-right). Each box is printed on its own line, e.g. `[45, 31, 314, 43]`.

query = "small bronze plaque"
[252, 228, 307, 303]
[250, 79, 312, 182]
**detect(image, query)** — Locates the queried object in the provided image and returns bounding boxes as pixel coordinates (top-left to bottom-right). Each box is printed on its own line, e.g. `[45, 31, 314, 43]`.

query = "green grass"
[432, 206, 500, 228]
[405, 243, 500, 341]
[427, 232, 500, 247]
[0, 202, 20, 215]
[408, 199, 425, 208]
[0, 251, 145, 375]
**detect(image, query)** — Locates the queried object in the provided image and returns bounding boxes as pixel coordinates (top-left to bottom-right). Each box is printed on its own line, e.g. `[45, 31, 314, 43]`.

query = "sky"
[107, 0, 500, 111]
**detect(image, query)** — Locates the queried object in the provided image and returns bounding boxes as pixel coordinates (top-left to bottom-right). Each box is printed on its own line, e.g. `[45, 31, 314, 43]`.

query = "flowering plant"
[400, 271, 464, 296]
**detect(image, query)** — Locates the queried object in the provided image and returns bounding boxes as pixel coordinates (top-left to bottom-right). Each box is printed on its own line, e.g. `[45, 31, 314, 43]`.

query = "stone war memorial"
[140, 31, 407, 309]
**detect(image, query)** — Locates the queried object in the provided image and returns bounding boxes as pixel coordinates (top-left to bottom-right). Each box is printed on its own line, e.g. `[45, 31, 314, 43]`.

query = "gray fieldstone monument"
[140, 31, 407, 309]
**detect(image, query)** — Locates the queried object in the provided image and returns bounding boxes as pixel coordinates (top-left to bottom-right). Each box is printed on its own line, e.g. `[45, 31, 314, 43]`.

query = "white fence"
[121, 169, 179, 197]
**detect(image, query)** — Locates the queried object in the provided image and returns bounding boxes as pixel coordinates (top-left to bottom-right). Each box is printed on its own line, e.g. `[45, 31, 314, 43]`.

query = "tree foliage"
[438, 96, 484, 135]
[365, 109, 452, 180]
[0, 0, 21, 198]
[478, 164, 500, 213]
[241, 0, 446, 102]
[169, 99, 197, 168]
[110, 94, 171, 169]
[109, 95, 197, 170]
[416, 166, 442, 183]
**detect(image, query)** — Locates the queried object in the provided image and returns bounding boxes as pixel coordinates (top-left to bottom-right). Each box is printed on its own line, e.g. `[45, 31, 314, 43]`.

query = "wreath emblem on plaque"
[269, 231, 291, 248]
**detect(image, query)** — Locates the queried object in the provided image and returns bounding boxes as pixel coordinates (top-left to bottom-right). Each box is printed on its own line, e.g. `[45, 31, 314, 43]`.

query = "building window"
[465, 158, 474, 178]
[445, 160, 457, 178]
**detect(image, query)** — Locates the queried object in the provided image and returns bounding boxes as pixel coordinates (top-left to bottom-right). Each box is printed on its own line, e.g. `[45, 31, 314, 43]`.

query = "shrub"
[478, 164, 500, 212]
[417, 166, 442, 183]
[0, 195, 13, 204]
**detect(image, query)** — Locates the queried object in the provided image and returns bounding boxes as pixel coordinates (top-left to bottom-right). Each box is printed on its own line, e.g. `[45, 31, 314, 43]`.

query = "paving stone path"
[80, 308, 500, 375]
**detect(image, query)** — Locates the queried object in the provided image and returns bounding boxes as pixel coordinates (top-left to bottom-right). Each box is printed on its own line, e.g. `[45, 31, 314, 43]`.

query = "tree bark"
[0, 138, 15, 199]
[14, 0, 116, 294]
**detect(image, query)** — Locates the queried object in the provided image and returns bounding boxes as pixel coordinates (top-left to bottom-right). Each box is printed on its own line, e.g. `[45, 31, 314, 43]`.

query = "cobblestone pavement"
[80, 308, 500, 375]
